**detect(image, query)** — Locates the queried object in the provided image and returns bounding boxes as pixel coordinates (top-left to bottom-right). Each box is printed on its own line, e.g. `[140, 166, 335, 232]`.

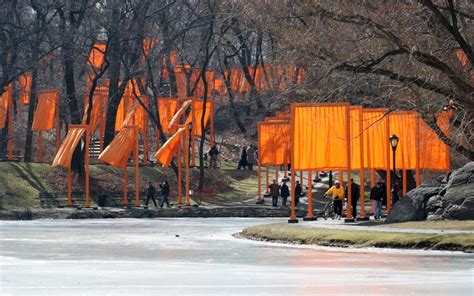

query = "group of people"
[267, 179, 302, 207]
[324, 179, 390, 220]
[237, 145, 257, 170]
[145, 181, 171, 208]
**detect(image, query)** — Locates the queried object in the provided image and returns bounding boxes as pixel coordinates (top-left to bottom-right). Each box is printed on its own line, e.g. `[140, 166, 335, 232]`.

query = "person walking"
[345, 178, 360, 219]
[370, 182, 385, 220]
[268, 179, 280, 207]
[392, 181, 401, 205]
[159, 181, 171, 208]
[145, 182, 158, 208]
[295, 181, 302, 206]
[208, 145, 219, 169]
[324, 180, 345, 220]
[280, 181, 290, 206]
[246, 144, 257, 171]
[237, 146, 248, 170]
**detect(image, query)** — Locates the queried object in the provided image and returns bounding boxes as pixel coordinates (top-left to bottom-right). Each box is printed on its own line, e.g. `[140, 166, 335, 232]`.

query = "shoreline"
[237, 223, 474, 253]
[0, 206, 304, 220]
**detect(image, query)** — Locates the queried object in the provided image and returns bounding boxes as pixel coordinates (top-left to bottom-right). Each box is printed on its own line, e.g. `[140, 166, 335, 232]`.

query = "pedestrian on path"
[145, 182, 158, 208]
[280, 181, 290, 206]
[345, 178, 360, 218]
[324, 180, 345, 220]
[159, 181, 171, 208]
[208, 145, 219, 168]
[370, 182, 385, 220]
[268, 179, 280, 207]
[237, 146, 248, 170]
[246, 144, 257, 170]
[295, 181, 302, 206]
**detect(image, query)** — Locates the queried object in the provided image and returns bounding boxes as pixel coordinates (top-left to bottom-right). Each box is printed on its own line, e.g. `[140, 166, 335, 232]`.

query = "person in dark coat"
[208, 145, 219, 168]
[392, 181, 401, 205]
[268, 179, 280, 207]
[295, 181, 302, 206]
[246, 144, 257, 171]
[345, 178, 360, 218]
[237, 146, 248, 170]
[280, 181, 290, 206]
[145, 182, 158, 208]
[159, 181, 171, 208]
[370, 182, 385, 219]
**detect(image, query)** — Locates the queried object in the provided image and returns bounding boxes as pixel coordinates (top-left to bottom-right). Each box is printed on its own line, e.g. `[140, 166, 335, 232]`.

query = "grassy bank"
[240, 223, 474, 253]
[0, 162, 258, 209]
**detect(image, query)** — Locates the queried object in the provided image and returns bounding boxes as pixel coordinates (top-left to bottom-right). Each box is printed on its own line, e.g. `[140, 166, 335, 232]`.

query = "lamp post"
[389, 134, 399, 207]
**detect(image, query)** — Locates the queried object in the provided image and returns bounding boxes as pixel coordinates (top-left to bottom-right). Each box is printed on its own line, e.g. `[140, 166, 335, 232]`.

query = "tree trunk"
[24, 65, 38, 162]
[103, 7, 123, 148]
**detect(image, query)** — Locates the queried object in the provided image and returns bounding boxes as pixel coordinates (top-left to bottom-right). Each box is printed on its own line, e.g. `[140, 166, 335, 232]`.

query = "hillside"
[0, 162, 259, 209]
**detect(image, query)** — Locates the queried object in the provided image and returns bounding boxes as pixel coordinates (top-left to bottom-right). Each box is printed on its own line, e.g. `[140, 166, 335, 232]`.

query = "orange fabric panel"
[117, 97, 148, 134]
[362, 109, 389, 169]
[239, 68, 251, 93]
[263, 64, 274, 90]
[292, 104, 350, 170]
[275, 111, 290, 118]
[168, 99, 192, 130]
[124, 78, 143, 97]
[0, 86, 12, 129]
[389, 111, 418, 170]
[162, 67, 170, 79]
[418, 115, 449, 171]
[99, 126, 137, 167]
[18, 73, 32, 105]
[130, 96, 148, 133]
[83, 90, 108, 132]
[170, 51, 177, 65]
[154, 127, 186, 167]
[161, 50, 178, 66]
[52, 127, 86, 168]
[188, 69, 214, 97]
[253, 66, 264, 91]
[277, 65, 285, 91]
[205, 70, 216, 97]
[143, 38, 158, 58]
[230, 69, 242, 93]
[115, 95, 133, 131]
[265, 117, 289, 123]
[174, 66, 188, 99]
[296, 68, 305, 85]
[32, 90, 59, 131]
[158, 98, 180, 135]
[88, 43, 106, 69]
[455, 49, 469, 68]
[189, 69, 202, 97]
[213, 78, 226, 96]
[349, 106, 363, 170]
[259, 122, 290, 165]
[185, 99, 213, 136]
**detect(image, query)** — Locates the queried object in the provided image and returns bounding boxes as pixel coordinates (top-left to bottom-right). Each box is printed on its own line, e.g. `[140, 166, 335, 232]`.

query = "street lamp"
[389, 134, 399, 206]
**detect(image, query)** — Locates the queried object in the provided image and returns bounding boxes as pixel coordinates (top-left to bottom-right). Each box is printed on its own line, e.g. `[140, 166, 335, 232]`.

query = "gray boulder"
[426, 195, 443, 214]
[441, 162, 474, 220]
[386, 186, 439, 223]
[387, 161, 474, 223]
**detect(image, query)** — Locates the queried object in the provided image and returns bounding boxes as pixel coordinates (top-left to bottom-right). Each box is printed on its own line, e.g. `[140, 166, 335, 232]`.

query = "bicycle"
[323, 195, 335, 220]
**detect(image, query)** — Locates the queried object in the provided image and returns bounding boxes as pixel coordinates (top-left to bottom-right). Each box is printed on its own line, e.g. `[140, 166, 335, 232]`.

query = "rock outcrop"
[387, 162, 474, 223]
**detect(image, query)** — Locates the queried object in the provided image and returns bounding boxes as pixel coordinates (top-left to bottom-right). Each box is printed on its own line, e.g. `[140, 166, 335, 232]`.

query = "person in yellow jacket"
[324, 180, 345, 220]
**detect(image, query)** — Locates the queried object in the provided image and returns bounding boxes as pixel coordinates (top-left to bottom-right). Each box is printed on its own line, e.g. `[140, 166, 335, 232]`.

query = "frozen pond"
[1, 218, 473, 295]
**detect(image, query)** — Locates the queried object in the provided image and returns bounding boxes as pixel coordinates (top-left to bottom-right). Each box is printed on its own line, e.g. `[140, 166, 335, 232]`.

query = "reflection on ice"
[1, 218, 473, 295]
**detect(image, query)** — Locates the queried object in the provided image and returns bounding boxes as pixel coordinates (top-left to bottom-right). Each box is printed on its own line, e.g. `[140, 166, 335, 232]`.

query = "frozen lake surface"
[1, 218, 473, 295]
